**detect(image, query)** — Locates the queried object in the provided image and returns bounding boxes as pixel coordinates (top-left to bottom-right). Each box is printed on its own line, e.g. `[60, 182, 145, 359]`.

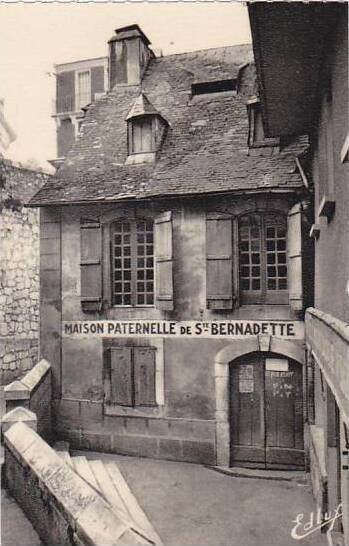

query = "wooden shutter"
[134, 347, 156, 406]
[56, 70, 75, 112]
[91, 66, 105, 100]
[206, 213, 233, 309]
[287, 203, 303, 313]
[110, 347, 133, 406]
[155, 211, 173, 310]
[80, 219, 103, 312]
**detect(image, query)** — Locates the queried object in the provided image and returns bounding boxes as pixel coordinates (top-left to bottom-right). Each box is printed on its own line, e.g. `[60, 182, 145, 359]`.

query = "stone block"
[3, 421, 37, 458]
[103, 416, 126, 433]
[20, 359, 51, 391]
[125, 417, 149, 435]
[2, 406, 37, 434]
[4, 379, 30, 401]
[80, 431, 112, 453]
[158, 438, 182, 460]
[112, 434, 158, 458]
[182, 440, 215, 464]
[147, 418, 169, 437]
[57, 399, 81, 421]
[168, 419, 215, 441]
[79, 400, 103, 424]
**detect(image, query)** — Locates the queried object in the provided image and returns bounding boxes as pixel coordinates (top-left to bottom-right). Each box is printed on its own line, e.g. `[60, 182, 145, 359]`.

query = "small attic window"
[125, 93, 168, 165]
[128, 116, 154, 154]
[192, 79, 237, 96]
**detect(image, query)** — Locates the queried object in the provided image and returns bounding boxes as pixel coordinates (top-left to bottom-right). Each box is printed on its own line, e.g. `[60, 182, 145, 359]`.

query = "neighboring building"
[30, 24, 313, 470]
[248, 2, 348, 544]
[52, 56, 108, 160]
[0, 100, 50, 383]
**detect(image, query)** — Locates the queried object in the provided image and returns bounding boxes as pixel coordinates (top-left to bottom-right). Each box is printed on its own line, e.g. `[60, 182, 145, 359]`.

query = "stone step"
[105, 461, 163, 546]
[71, 456, 100, 492]
[88, 459, 134, 523]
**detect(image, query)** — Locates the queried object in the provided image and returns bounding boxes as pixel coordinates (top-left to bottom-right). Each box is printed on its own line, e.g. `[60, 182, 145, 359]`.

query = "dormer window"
[248, 102, 280, 148]
[192, 79, 237, 96]
[125, 93, 168, 165]
[129, 116, 154, 154]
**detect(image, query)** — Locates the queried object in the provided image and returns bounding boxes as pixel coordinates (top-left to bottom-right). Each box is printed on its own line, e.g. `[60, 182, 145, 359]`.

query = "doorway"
[230, 352, 304, 470]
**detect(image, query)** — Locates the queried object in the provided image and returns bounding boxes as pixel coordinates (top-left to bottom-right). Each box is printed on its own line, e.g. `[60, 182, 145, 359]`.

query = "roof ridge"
[155, 42, 252, 60]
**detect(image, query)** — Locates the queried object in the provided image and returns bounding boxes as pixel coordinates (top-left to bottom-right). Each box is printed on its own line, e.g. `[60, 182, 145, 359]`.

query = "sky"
[0, 2, 251, 171]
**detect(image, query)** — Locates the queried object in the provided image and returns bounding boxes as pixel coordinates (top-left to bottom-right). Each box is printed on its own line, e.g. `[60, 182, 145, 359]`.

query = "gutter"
[26, 186, 305, 208]
[295, 156, 309, 189]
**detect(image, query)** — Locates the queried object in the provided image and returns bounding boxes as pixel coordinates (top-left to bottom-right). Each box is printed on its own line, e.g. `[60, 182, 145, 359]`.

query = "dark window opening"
[192, 79, 237, 96]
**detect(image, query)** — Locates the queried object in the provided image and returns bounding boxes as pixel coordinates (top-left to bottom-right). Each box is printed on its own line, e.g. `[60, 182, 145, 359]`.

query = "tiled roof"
[30, 44, 308, 206]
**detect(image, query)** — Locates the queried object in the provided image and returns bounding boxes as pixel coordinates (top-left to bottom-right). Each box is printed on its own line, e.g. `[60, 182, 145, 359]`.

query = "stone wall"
[0, 159, 50, 384]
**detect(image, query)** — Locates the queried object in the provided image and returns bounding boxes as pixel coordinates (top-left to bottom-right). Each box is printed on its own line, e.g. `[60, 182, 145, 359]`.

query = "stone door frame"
[214, 335, 305, 467]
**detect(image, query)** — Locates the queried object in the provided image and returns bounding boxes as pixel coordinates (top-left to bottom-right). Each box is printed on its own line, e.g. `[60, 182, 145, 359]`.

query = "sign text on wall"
[63, 320, 304, 339]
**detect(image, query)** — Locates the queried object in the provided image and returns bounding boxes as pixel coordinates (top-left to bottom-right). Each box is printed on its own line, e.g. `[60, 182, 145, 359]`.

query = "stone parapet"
[305, 307, 349, 424]
[4, 421, 153, 546]
[3, 359, 52, 441]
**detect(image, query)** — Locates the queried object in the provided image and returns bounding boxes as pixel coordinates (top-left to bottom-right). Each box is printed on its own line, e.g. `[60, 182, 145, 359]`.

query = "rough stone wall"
[0, 159, 50, 384]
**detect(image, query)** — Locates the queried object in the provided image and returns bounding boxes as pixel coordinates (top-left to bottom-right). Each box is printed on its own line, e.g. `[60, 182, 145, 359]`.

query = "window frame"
[248, 103, 280, 149]
[238, 212, 289, 305]
[127, 115, 156, 156]
[76, 69, 91, 111]
[110, 217, 155, 308]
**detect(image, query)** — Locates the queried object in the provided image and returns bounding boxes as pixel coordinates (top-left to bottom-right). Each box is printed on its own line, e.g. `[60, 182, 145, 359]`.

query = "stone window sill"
[104, 403, 164, 418]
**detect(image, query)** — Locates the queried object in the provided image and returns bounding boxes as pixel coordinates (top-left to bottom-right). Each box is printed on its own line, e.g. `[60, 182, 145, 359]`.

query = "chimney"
[108, 24, 154, 88]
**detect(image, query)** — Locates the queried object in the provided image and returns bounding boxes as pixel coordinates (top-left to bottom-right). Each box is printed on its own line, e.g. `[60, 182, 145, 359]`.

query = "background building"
[52, 56, 108, 162]
[248, 3, 348, 544]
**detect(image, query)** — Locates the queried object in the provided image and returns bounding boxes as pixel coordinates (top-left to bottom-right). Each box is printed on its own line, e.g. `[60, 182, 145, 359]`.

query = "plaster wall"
[311, 12, 349, 322]
[42, 193, 306, 464]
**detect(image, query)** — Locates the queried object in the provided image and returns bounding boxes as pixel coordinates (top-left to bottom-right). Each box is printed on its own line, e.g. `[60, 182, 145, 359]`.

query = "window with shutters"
[111, 218, 154, 306]
[239, 213, 288, 304]
[128, 117, 154, 154]
[109, 346, 156, 407]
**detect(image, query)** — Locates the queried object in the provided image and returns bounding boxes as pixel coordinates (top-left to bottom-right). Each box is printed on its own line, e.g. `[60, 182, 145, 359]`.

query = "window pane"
[136, 219, 154, 305]
[239, 214, 261, 293]
[265, 215, 288, 292]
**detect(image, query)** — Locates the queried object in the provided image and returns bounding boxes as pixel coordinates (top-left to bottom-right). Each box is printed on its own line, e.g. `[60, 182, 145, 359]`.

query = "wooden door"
[230, 354, 265, 466]
[265, 358, 304, 469]
[230, 353, 304, 469]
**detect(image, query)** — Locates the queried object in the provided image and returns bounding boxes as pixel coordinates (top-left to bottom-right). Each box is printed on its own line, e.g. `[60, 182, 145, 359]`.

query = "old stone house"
[249, 3, 348, 543]
[30, 24, 313, 470]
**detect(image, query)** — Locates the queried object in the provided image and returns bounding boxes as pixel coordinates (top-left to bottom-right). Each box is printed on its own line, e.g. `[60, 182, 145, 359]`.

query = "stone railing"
[3, 420, 153, 546]
[305, 307, 349, 424]
[3, 359, 52, 441]
[308, 425, 328, 517]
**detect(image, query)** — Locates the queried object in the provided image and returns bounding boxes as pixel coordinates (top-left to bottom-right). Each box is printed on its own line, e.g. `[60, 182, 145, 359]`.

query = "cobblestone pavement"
[78, 450, 328, 546]
[1, 489, 43, 546]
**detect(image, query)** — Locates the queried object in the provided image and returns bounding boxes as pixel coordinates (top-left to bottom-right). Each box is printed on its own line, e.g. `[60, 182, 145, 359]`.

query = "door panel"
[230, 355, 265, 465]
[265, 361, 304, 468]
